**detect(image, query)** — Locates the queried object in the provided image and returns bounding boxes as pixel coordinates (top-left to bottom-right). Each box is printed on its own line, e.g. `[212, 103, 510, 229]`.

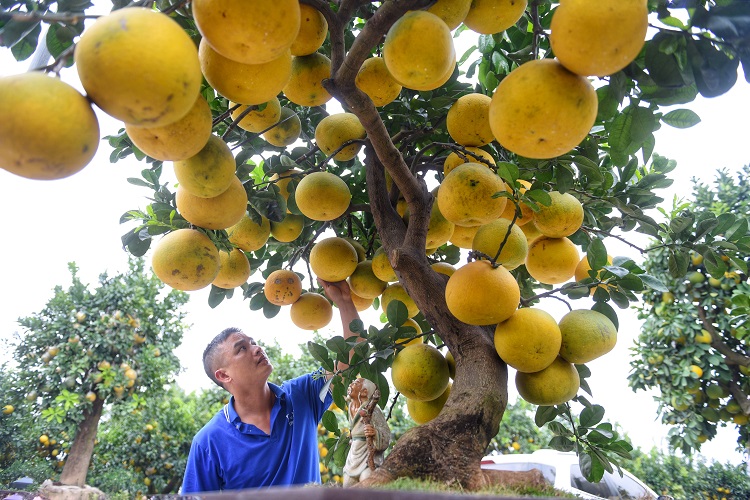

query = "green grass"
[375, 477, 577, 497]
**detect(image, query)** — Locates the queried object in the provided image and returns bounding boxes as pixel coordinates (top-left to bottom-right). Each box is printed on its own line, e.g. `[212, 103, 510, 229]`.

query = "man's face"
[218, 333, 274, 388]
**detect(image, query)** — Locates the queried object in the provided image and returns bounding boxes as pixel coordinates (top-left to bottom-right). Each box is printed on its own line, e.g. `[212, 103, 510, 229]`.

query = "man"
[182, 280, 359, 493]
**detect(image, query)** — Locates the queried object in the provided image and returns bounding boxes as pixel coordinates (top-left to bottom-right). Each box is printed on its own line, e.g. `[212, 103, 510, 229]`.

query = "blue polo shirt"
[182, 371, 333, 493]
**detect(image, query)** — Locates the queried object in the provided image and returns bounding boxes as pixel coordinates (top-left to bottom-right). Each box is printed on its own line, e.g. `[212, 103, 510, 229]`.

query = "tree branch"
[697, 306, 750, 366]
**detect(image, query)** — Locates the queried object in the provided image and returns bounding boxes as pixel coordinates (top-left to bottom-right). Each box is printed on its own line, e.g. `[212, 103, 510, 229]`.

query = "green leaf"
[249, 293, 265, 311]
[10, 21, 41, 61]
[580, 405, 605, 428]
[587, 239, 608, 270]
[687, 37, 739, 98]
[322, 410, 339, 433]
[535, 405, 559, 427]
[262, 301, 280, 318]
[580, 452, 605, 483]
[308, 342, 334, 372]
[547, 421, 572, 436]
[207, 286, 227, 308]
[591, 302, 619, 331]
[386, 300, 408, 328]
[326, 336, 349, 361]
[640, 274, 668, 292]
[332, 434, 350, 468]
[549, 435, 575, 452]
[661, 109, 701, 128]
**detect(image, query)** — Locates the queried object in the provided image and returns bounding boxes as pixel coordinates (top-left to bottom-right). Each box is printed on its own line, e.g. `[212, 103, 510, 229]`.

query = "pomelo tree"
[2, 0, 749, 489]
[4, 259, 188, 487]
[630, 166, 750, 454]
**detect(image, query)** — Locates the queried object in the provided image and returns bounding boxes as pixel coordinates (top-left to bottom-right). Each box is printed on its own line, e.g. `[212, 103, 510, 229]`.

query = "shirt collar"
[224, 383, 285, 425]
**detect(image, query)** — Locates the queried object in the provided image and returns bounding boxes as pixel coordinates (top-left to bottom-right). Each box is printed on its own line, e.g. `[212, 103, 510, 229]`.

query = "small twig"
[213, 103, 241, 127]
[530, 0, 542, 60]
[0, 10, 99, 23]
[288, 222, 331, 269]
[159, 0, 190, 15]
[386, 392, 401, 421]
[314, 139, 369, 170]
[222, 104, 259, 140]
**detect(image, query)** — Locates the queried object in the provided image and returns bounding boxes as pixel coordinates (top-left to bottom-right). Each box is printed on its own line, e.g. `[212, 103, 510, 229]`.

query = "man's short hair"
[203, 327, 244, 389]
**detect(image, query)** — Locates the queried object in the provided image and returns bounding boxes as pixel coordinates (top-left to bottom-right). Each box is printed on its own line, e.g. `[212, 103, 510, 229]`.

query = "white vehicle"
[481, 449, 673, 500]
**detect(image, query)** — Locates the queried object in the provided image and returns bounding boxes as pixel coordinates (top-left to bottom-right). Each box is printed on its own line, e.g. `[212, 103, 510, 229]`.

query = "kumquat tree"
[2, 0, 750, 489]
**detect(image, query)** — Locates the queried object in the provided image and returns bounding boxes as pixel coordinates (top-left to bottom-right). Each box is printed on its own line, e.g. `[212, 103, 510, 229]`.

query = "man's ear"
[215, 368, 231, 385]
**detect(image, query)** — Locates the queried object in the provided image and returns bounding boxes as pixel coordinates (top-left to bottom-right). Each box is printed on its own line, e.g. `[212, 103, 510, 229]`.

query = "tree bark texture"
[59, 396, 105, 487]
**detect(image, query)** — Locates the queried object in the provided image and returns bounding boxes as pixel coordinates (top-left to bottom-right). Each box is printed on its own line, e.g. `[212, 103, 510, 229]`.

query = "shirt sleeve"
[182, 439, 222, 494]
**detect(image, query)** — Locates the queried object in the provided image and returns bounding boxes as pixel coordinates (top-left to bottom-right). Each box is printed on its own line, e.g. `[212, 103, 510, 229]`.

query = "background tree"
[630, 166, 750, 454]
[2, 0, 750, 490]
[7, 258, 188, 487]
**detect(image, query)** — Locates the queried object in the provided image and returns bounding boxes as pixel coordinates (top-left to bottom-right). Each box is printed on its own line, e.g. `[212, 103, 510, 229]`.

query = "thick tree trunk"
[59, 397, 104, 486]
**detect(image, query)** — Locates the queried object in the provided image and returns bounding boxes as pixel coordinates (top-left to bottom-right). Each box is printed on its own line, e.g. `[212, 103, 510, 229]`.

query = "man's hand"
[318, 278, 353, 308]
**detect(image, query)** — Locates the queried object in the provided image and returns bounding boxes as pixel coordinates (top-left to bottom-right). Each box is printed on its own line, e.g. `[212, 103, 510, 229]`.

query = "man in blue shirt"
[182, 280, 360, 493]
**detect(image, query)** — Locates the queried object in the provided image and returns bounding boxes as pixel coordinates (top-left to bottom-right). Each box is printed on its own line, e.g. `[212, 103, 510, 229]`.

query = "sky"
[2, 22, 750, 468]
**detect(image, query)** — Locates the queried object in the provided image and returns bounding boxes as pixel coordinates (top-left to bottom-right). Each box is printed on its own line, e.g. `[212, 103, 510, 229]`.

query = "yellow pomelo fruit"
[0, 72, 99, 180]
[212, 248, 252, 289]
[407, 52, 456, 92]
[550, 0, 648, 77]
[295, 171, 352, 221]
[574, 254, 613, 294]
[500, 179, 534, 226]
[227, 214, 271, 251]
[315, 114, 367, 161]
[533, 191, 584, 238]
[173, 135, 236, 198]
[521, 221, 543, 244]
[355, 57, 403, 107]
[151, 229, 220, 291]
[689, 365, 703, 378]
[445, 260, 520, 325]
[558, 309, 617, 364]
[231, 98, 282, 134]
[382, 283, 419, 318]
[291, 4, 328, 56]
[383, 11, 454, 91]
[290, 292, 333, 330]
[176, 176, 248, 230]
[516, 357, 579, 406]
[199, 39, 292, 106]
[343, 238, 367, 262]
[391, 343, 450, 401]
[494, 308, 562, 373]
[372, 247, 398, 282]
[446, 94, 494, 147]
[270, 168, 302, 206]
[463, 0, 528, 34]
[489, 59, 597, 159]
[425, 202, 456, 249]
[526, 236, 580, 285]
[350, 292, 374, 312]
[270, 214, 305, 242]
[396, 318, 424, 347]
[445, 351, 456, 379]
[283, 53, 333, 107]
[443, 147, 495, 176]
[310, 237, 359, 282]
[472, 219, 528, 270]
[75, 8, 201, 127]
[126, 95, 211, 162]
[347, 261, 388, 299]
[264, 269, 302, 306]
[407, 383, 451, 424]
[426, 0, 472, 30]
[437, 163, 507, 226]
[449, 224, 481, 249]
[263, 108, 302, 147]
[192, 0, 300, 65]
[431, 262, 456, 277]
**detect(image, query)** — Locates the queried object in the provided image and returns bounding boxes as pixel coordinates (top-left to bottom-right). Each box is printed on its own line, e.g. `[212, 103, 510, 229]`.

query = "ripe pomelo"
[173, 135, 236, 198]
[499, 179, 534, 226]
[192, 0, 300, 65]
[152, 228, 220, 291]
[574, 253, 613, 294]
[315, 114, 367, 161]
[231, 98, 282, 134]
[437, 163, 507, 226]
[263, 108, 302, 147]
[290, 292, 333, 330]
[355, 57, 403, 107]
[227, 214, 271, 252]
[449, 224, 481, 249]
[426, 0, 472, 30]
[75, 7, 201, 127]
[382, 283, 419, 318]
[176, 176, 248, 230]
[494, 308, 562, 373]
[383, 11, 454, 91]
[516, 357, 580, 406]
[199, 39, 292, 106]
[295, 171, 352, 221]
[443, 147, 495, 176]
[264, 269, 302, 305]
[489, 59, 597, 159]
[396, 318, 424, 347]
[372, 247, 398, 282]
[431, 262, 457, 277]
[270, 214, 305, 242]
[270, 168, 302, 208]
[212, 249, 252, 289]
[291, 4, 328, 56]
[521, 221, 543, 244]
[472, 219, 528, 270]
[310, 237, 359, 282]
[126, 94, 211, 162]
[425, 202, 456, 250]
[550, 0, 648, 77]
[391, 343, 450, 401]
[533, 191, 584, 238]
[525, 236, 580, 285]
[407, 383, 451, 424]
[463, 0, 528, 35]
[446, 93, 494, 147]
[283, 53, 333, 107]
[0, 72, 99, 180]
[350, 292, 374, 312]
[343, 237, 367, 262]
[558, 309, 617, 364]
[445, 260, 520, 325]
[347, 261, 388, 299]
